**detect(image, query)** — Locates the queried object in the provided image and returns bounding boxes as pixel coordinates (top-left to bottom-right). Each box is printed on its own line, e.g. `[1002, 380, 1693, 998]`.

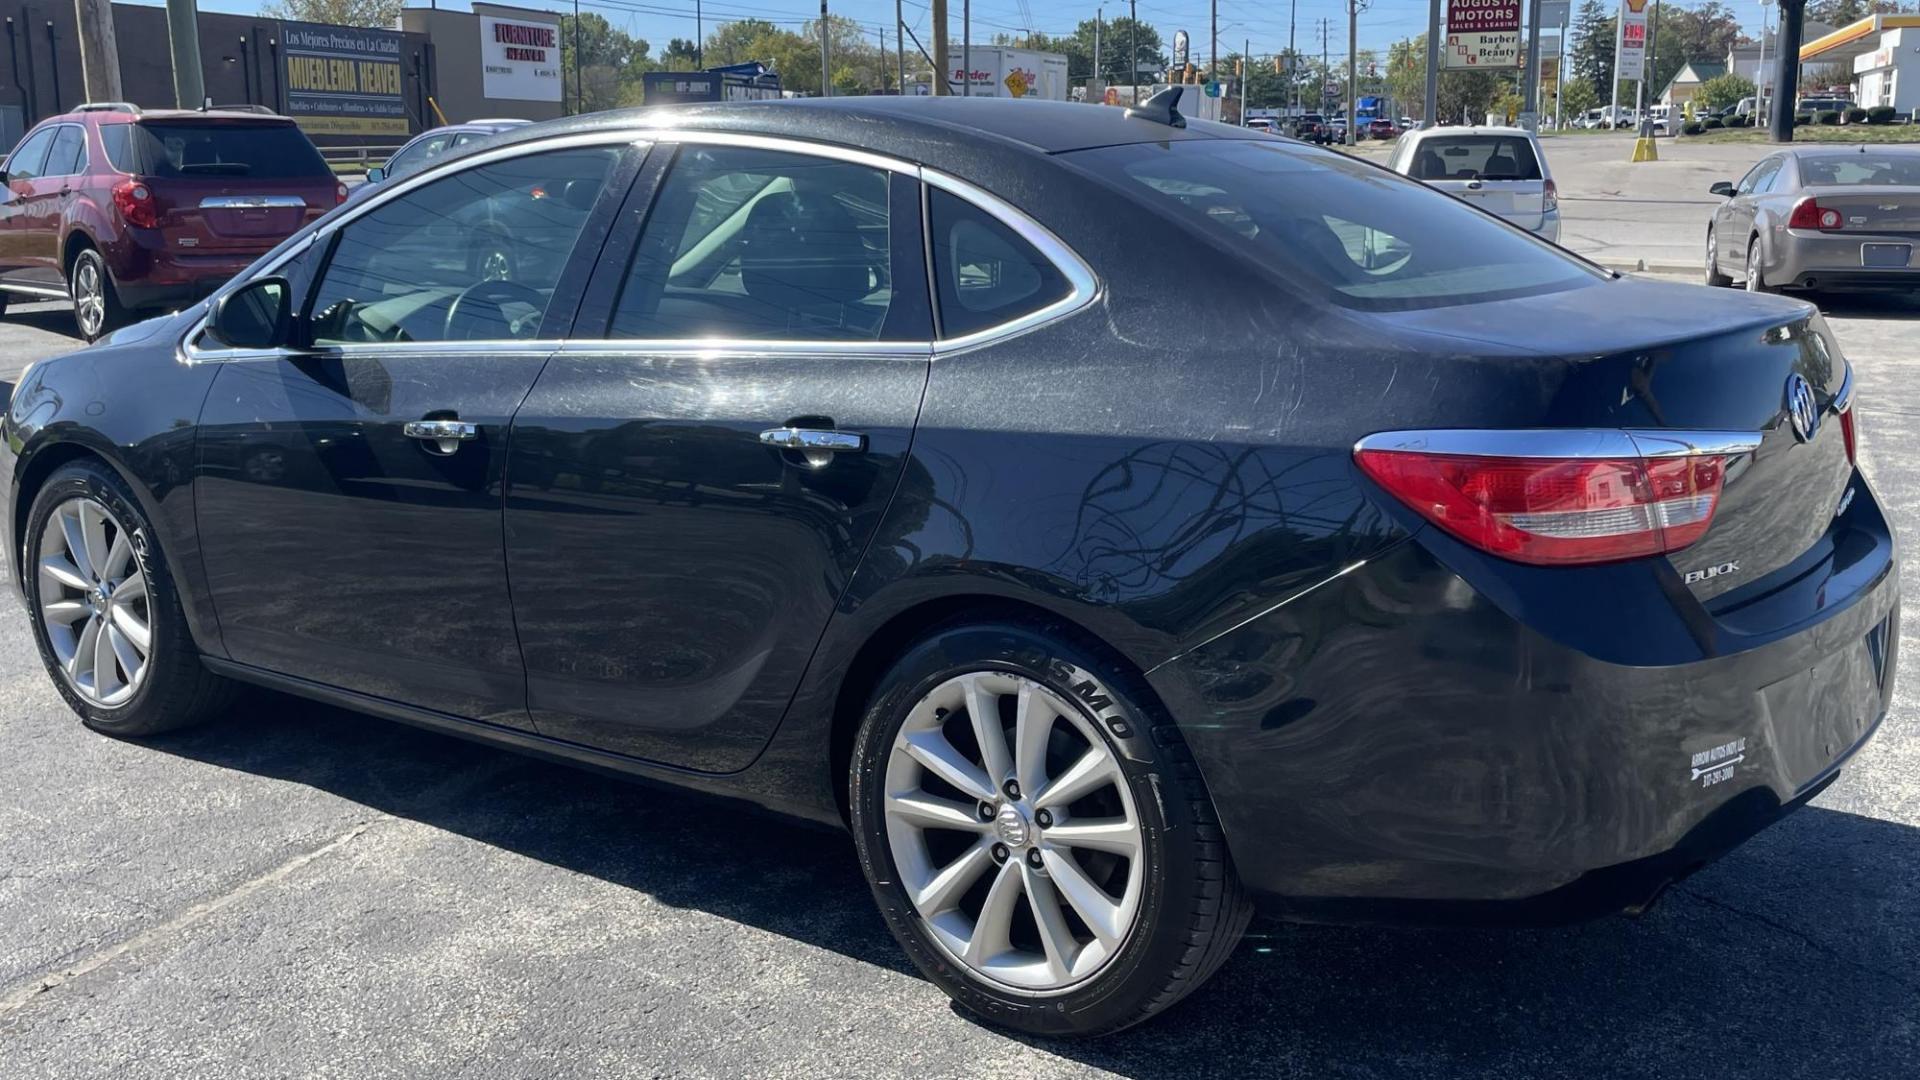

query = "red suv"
[0, 104, 345, 341]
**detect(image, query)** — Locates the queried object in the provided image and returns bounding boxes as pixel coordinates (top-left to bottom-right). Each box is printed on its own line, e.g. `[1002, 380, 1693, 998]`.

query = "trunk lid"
[1374, 278, 1854, 610]
[131, 118, 336, 252]
[1408, 133, 1547, 230]
[1800, 184, 1920, 236]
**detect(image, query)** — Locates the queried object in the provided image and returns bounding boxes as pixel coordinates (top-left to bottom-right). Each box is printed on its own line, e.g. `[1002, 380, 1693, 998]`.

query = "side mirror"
[365, 166, 385, 183]
[1710, 180, 1735, 197]
[0, 169, 10, 186]
[208, 276, 293, 350]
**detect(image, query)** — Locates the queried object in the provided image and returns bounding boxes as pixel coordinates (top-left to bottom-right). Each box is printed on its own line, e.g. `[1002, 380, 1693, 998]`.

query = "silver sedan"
[1705, 146, 1920, 293]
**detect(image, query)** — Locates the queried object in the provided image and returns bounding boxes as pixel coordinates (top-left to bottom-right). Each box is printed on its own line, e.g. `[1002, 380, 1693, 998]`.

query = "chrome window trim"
[1833, 364, 1854, 413]
[200, 195, 308, 209]
[1354, 429, 1764, 460]
[179, 126, 1101, 365]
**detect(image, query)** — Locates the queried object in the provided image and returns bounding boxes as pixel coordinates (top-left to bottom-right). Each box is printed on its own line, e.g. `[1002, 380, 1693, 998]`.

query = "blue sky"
[144, 0, 1774, 68]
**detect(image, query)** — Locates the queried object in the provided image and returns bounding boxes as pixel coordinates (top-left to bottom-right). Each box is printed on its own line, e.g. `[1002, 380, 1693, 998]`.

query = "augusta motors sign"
[1447, 0, 1521, 32]
[1444, 0, 1522, 68]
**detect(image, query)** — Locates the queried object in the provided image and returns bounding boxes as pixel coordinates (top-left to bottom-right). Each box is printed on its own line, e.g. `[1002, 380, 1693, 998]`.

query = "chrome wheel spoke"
[913, 841, 994, 913]
[107, 622, 142, 680]
[110, 605, 151, 656]
[1042, 849, 1126, 946]
[114, 569, 147, 604]
[39, 555, 91, 592]
[902, 729, 996, 803]
[964, 859, 1025, 966]
[1021, 863, 1078, 983]
[1012, 681, 1055, 795]
[962, 673, 1013, 788]
[887, 790, 990, 833]
[1034, 746, 1119, 809]
[68, 616, 101, 681]
[58, 509, 94, 583]
[40, 599, 90, 625]
[102, 530, 134, 583]
[1045, 817, 1142, 857]
[76, 500, 111, 580]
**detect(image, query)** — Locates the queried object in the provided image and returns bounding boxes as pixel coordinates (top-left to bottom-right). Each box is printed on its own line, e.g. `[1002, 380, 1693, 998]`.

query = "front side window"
[928, 188, 1070, 338]
[43, 125, 85, 177]
[1069, 139, 1598, 310]
[1405, 136, 1542, 181]
[608, 146, 895, 341]
[305, 146, 619, 346]
[388, 134, 451, 179]
[5, 126, 57, 181]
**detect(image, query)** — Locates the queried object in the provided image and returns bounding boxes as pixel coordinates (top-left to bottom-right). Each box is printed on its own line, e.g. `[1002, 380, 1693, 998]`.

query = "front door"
[19, 124, 86, 285]
[194, 140, 634, 724]
[0, 125, 57, 282]
[504, 142, 933, 770]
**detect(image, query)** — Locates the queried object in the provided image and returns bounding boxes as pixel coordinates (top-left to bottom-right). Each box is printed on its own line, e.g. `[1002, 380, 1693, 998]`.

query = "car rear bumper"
[1772, 230, 1920, 291]
[1147, 479, 1898, 925]
[106, 231, 273, 311]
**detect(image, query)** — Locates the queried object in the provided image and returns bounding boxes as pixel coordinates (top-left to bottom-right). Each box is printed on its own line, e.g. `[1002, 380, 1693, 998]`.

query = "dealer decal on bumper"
[1690, 738, 1747, 788]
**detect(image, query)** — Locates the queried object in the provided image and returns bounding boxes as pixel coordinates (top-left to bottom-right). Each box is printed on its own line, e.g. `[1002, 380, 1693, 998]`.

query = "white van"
[1388, 126, 1560, 242]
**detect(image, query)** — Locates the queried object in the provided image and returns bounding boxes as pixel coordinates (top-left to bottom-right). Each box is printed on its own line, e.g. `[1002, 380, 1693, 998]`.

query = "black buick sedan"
[2, 98, 1897, 1037]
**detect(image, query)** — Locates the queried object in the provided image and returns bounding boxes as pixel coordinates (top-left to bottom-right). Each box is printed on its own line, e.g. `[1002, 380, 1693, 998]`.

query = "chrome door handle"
[760, 427, 866, 468]
[404, 419, 478, 455]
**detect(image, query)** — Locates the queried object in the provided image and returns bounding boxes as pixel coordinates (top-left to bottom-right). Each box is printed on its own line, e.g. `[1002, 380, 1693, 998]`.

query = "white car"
[1387, 125, 1561, 242]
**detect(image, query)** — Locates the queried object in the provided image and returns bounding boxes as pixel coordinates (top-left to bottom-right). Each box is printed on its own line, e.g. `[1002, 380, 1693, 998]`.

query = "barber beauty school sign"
[1445, 0, 1523, 69]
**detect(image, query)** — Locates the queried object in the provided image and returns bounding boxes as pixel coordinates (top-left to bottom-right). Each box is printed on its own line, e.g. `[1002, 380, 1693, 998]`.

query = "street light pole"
[963, 0, 971, 95]
[897, 0, 906, 95]
[1522, 0, 1543, 129]
[1425, 0, 1439, 125]
[933, 0, 949, 94]
[1289, 0, 1298, 114]
[1130, 0, 1138, 102]
[1346, 0, 1360, 145]
[820, 0, 830, 96]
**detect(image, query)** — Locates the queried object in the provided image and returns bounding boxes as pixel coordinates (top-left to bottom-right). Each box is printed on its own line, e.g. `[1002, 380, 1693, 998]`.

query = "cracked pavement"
[3, 269, 1920, 1077]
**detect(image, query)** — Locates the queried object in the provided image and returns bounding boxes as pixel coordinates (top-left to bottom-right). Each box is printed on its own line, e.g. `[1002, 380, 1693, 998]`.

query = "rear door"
[1720, 155, 1781, 266]
[1404, 134, 1547, 231]
[503, 140, 933, 770]
[129, 120, 338, 256]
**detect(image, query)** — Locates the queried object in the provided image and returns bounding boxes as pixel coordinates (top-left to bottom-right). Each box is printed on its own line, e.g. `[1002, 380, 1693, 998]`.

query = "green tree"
[1074, 16, 1163, 86]
[1695, 72, 1755, 111]
[557, 13, 653, 114]
[1382, 35, 1507, 123]
[1570, 0, 1615, 98]
[263, 0, 400, 28]
[1557, 77, 1599, 119]
[704, 19, 782, 67]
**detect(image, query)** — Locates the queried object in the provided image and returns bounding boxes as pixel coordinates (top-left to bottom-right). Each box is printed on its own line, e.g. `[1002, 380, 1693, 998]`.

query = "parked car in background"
[1290, 112, 1332, 143]
[1797, 95, 1853, 119]
[365, 118, 533, 186]
[0, 103, 343, 340]
[1244, 116, 1274, 133]
[1706, 145, 1920, 293]
[1390, 125, 1560, 241]
[1367, 117, 1398, 139]
[6, 94, 1894, 1038]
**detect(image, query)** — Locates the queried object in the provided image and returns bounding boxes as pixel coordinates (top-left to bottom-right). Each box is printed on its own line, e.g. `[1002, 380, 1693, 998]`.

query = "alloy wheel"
[36, 495, 152, 707]
[72, 257, 105, 339]
[882, 671, 1144, 994]
[1746, 245, 1764, 291]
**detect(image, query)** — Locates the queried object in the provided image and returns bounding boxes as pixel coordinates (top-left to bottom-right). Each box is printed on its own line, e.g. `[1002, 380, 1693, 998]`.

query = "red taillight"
[1543, 178, 1558, 213]
[112, 180, 157, 229]
[1787, 197, 1843, 231]
[1354, 449, 1731, 566]
[1840, 403, 1858, 465]
[335, 182, 349, 205]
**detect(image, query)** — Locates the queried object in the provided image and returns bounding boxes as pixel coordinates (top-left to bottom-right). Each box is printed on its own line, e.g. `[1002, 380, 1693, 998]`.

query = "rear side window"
[1069, 139, 1597, 310]
[1406, 136, 1541, 181]
[609, 146, 898, 342]
[5, 126, 56, 180]
[100, 124, 135, 172]
[44, 125, 85, 177]
[929, 188, 1070, 338]
[127, 122, 330, 179]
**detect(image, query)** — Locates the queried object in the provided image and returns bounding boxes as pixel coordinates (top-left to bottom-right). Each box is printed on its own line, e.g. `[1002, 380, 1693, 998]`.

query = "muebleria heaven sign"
[1444, 0, 1522, 69]
[281, 20, 409, 136]
[480, 15, 563, 102]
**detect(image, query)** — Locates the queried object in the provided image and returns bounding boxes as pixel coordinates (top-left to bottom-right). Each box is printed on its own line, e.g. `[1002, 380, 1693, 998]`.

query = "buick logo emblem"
[994, 805, 1030, 848]
[1786, 373, 1819, 443]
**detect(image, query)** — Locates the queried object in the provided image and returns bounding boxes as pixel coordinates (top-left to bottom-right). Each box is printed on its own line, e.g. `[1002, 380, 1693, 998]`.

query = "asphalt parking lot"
[4, 233, 1920, 1073]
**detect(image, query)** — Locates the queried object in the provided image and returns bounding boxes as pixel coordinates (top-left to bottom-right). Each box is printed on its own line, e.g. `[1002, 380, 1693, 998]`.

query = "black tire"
[22, 460, 235, 736]
[1745, 237, 1775, 294]
[848, 620, 1251, 1037]
[69, 247, 127, 343]
[1704, 228, 1733, 287]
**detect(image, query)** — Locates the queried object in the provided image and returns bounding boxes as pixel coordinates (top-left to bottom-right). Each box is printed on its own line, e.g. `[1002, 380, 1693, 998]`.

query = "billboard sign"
[1444, 0, 1522, 69]
[480, 15, 563, 102]
[280, 20, 408, 136]
[1616, 0, 1650, 81]
[1174, 30, 1190, 68]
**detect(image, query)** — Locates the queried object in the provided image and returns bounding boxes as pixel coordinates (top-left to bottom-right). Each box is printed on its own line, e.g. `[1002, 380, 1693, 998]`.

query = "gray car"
[1706, 146, 1920, 293]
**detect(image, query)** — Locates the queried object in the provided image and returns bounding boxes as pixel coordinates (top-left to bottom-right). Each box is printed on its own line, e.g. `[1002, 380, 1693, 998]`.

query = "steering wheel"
[443, 279, 546, 341]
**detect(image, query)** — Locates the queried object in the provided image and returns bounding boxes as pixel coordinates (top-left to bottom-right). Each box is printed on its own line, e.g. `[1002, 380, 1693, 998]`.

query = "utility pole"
[1555, 0, 1569, 129]
[696, 0, 703, 67]
[1425, 0, 1439, 125]
[1771, 0, 1804, 141]
[1242, 36, 1249, 123]
[73, 0, 122, 101]
[897, 0, 906, 95]
[1093, 9, 1102, 98]
[1210, 0, 1217, 86]
[1637, 0, 1660, 136]
[1756, 1, 1769, 123]
[1288, 0, 1298, 114]
[933, 0, 949, 94]
[963, 0, 972, 95]
[164, 0, 203, 108]
[573, 0, 581, 113]
[1130, 0, 1138, 102]
[1321, 17, 1330, 118]
[1608, 4, 1621, 129]
[820, 0, 830, 96]
[1522, 0, 1543, 129]
[1347, 0, 1361, 146]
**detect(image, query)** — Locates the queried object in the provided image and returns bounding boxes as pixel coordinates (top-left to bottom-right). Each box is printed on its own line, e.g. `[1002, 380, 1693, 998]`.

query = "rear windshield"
[1798, 154, 1920, 186]
[1407, 135, 1542, 181]
[128, 122, 330, 179]
[1067, 139, 1598, 311]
